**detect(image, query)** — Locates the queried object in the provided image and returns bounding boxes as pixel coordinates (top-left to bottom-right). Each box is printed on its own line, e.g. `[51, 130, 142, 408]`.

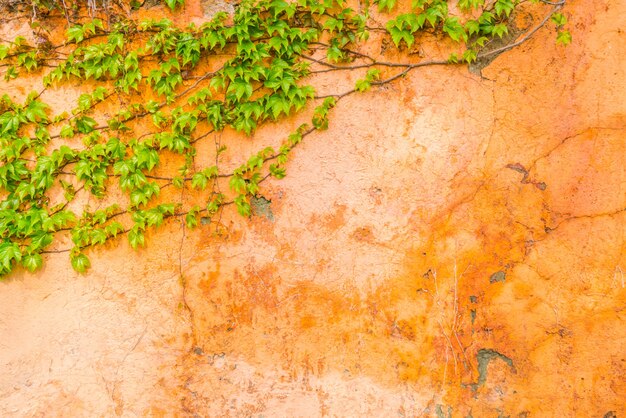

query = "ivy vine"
[0, 0, 570, 277]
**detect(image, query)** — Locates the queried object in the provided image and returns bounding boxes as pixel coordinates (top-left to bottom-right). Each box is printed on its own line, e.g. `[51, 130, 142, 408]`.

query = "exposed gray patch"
[490, 271, 506, 284]
[467, 348, 516, 391]
[497, 410, 510, 418]
[468, 12, 530, 76]
[142, 0, 161, 8]
[250, 195, 274, 221]
[201, 0, 235, 19]
[435, 405, 452, 418]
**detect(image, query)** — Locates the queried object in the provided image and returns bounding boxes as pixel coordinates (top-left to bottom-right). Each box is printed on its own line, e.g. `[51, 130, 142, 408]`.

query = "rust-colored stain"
[1, 0, 625, 416]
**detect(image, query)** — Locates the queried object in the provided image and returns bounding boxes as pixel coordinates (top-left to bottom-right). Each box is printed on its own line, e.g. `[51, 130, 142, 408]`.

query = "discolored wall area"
[1, 0, 625, 416]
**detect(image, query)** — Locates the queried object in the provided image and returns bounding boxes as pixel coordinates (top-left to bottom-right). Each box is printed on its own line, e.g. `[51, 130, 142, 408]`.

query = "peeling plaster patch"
[469, 349, 516, 391]
[490, 271, 507, 284]
[468, 12, 529, 76]
[200, 0, 235, 18]
[251, 196, 274, 221]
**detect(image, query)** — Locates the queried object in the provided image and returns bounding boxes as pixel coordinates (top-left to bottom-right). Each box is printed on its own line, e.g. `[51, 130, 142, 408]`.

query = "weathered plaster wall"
[1, 0, 625, 416]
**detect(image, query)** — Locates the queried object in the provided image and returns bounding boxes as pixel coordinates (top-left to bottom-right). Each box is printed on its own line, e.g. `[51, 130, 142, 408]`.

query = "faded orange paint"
[1, 0, 625, 416]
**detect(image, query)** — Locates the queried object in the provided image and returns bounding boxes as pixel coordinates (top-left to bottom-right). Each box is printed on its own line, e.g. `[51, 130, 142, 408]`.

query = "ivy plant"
[0, 0, 571, 277]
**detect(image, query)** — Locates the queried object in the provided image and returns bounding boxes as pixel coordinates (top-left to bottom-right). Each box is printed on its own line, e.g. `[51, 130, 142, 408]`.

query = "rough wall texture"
[1, 0, 625, 416]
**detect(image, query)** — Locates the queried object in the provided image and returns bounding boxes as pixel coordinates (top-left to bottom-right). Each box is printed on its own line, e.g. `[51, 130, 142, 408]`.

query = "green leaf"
[43, 210, 77, 231]
[388, 27, 414, 48]
[164, 0, 184, 11]
[0, 44, 9, 60]
[463, 49, 478, 63]
[443, 17, 467, 42]
[377, 0, 397, 12]
[492, 23, 508, 39]
[494, 0, 514, 17]
[70, 251, 91, 273]
[108, 32, 125, 51]
[458, 0, 484, 11]
[556, 30, 572, 45]
[67, 25, 85, 43]
[229, 78, 253, 101]
[130, 189, 149, 208]
[551, 13, 567, 27]
[90, 229, 108, 245]
[30, 232, 53, 250]
[323, 17, 343, 34]
[423, 3, 447, 27]
[185, 212, 198, 229]
[145, 209, 164, 227]
[0, 241, 22, 270]
[269, 164, 286, 179]
[158, 203, 176, 215]
[229, 174, 246, 194]
[136, 147, 159, 171]
[128, 227, 145, 249]
[78, 94, 92, 111]
[210, 76, 225, 92]
[75, 116, 97, 134]
[105, 222, 124, 237]
[22, 253, 43, 272]
[124, 51, 139, 71]
[173, 176, 184, 188]
[234, 194, 251, 217]
[191, 172, 208, 190]
[93, 87, 108, 102]
[105, 137, 126, 159]
[59, 124, 74, 138]
[247, 154, 264, 171]
[25, 100, 49, 122]
[365, 69, 381, 81]
[203, 166, 219, 179]
[4, 66, 18, 81]
[207, 194, 224, 214]
[185, 205, 201, 229]
[176, 33, 201, 66]
[355, 78, 371, 92]
[466, 20, 480, 36]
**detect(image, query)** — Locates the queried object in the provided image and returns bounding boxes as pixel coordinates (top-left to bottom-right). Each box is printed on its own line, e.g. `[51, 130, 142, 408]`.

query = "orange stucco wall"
[0, 0, 624, 416]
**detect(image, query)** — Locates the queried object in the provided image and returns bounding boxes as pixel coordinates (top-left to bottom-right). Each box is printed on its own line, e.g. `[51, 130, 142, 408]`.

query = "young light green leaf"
[556, 30, 572, 45]
[128, 227, 145, 249]
[22, 253, 43, 272]
[0, 242, 21, 270]
[70, 252, 91, 273]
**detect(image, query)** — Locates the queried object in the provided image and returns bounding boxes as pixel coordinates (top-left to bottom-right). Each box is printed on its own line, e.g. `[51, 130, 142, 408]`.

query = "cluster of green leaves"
[2, 0, 183, 16]
[551, 12, 572, 45]
[0, 0, 569, 277]
[385, 0, 512, 59]
[383, 0, 570, 62]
